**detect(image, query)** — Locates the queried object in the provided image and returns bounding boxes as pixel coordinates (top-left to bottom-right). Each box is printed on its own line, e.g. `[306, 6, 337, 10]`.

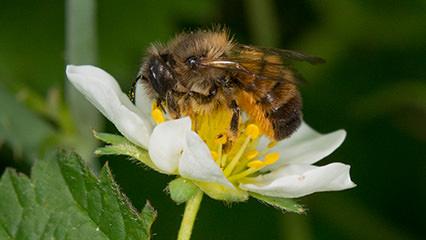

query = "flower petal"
[240, 163, 355, 198]
[135, 80, 154, 125]
[148, 117, 192, 174]
[179, 131, 233, 188]
[261, 122, 346, 170]
[66, 65, 152, 148]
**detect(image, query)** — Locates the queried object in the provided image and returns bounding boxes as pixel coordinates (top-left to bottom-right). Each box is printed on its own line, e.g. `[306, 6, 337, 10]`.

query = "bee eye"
[186, 56, 200, 69]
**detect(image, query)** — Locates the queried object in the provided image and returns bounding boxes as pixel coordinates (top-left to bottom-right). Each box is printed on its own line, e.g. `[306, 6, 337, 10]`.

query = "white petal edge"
[179, 131, 233, 188]
[148, 117, 192, 174]
[66, 65, 152, 148]
[261, 122, 346, 171]
[240, 162, 355, 198]
[135, 80, 155, 127]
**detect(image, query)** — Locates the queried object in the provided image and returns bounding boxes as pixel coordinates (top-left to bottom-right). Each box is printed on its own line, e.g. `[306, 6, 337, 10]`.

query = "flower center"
[151, 103, 279, 183]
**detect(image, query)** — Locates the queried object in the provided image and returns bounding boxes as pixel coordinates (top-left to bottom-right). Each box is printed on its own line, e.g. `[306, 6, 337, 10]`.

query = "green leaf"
[0, 84, 54, 160]
[94, 132, 161, 173]
[0, 151, 156, 239]
[250, 193, 305, 214]
[167, 178, 198, 205]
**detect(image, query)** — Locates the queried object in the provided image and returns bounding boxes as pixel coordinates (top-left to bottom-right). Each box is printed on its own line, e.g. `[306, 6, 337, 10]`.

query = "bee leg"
[155, 97, 167, 113]
[230, 100, 240, 135]
[129, 74, 141, 103]
[165, 91, 181, 118]
[221, 100, 240, 152]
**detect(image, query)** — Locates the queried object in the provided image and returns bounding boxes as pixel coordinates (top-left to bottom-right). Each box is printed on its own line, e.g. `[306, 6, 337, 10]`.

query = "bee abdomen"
[267, 95, 302, 140]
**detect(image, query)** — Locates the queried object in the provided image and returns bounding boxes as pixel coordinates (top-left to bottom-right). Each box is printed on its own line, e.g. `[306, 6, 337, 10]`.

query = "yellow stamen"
[267, 141, 277, 148]
[220, 154, 228, 168]
[214, 134, 227, 145]
[247, 160, 265, 169]
[258, 141, 278, 157]
[151, 108, 165, 124]
[246, 150, 259, 160]
[222, 125, 260, 176]
[264, 152, 280, 165]
[211, 151, 219, 162]
[151, 101, 157, 111]
[228, 164, 259, 182]
[223, 136, 251, 176]
[230, 149, 259, 174]
[217, 143, 223, 165]
[245, 124, 260, 139]
[228, 153, 280, 182]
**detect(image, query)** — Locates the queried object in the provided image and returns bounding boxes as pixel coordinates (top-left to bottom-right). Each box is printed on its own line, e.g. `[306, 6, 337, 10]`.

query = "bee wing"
[201, 44, 324, 84]
[199, 45, 314, 139]
[233, 44, 325, 65]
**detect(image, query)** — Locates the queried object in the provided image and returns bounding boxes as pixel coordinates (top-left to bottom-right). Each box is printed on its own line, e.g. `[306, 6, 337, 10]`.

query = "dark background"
[1, 0, 425, 239]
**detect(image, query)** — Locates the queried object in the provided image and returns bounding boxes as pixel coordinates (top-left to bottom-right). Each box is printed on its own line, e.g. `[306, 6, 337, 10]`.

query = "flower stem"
[177, 190, 203, 240]
[65, 0, 101, 170]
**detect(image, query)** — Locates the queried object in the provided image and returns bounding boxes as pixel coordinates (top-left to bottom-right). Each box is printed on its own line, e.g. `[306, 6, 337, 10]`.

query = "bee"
[137, 29, 324, 140]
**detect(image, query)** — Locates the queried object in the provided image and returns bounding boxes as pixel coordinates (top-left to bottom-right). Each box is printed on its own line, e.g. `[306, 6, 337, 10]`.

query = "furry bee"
[137, 29, 324, 140]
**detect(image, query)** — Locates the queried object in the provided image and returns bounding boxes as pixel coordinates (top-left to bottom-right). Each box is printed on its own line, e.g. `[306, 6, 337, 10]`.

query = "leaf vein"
[9, 173, 28, 238]
[57, 159, 110, 238]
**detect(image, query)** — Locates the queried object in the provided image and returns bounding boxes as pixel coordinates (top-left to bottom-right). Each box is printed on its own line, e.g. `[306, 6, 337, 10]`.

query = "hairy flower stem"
[177, 190, 204, 240]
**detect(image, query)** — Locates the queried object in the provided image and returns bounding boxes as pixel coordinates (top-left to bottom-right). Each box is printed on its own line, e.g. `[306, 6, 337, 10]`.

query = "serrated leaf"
[167, 178, 198, 205]
[94, 132, 161, 173]
[250, 193, 305, 214]
[0, 151, 156, 240]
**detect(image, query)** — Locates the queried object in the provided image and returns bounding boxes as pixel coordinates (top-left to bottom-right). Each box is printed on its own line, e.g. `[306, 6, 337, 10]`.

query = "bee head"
[140, 30, 233, 98]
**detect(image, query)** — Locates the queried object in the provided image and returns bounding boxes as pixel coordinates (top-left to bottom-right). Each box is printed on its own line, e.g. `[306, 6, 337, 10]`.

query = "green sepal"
[93, 131, 130, 145]
[194, 181, 249, 202]
[167, 178, 199, 204]
[93, 131, 162, 172]
[250, 192, 305, 214]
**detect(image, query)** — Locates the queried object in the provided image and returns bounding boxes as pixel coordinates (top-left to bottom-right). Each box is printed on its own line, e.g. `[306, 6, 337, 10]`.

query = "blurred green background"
[1, 0, 425, 239]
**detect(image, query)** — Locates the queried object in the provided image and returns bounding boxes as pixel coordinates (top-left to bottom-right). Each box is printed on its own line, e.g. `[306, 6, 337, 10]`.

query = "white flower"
[65, 65, 152, 148]
[66, 65, 355, 201]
